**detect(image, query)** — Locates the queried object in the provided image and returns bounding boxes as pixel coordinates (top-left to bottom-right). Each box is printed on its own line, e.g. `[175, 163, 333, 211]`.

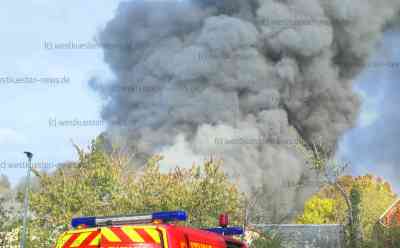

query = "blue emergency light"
[205, 227, 244, 236]
[71, 210, 187, 228]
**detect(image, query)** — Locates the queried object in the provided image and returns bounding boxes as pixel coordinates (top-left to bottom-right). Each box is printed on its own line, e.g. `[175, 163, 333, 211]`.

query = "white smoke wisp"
[91, 0, 400, 221]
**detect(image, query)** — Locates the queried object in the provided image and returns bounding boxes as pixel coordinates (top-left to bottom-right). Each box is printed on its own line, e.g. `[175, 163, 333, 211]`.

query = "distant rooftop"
[379, 198, 400, 227]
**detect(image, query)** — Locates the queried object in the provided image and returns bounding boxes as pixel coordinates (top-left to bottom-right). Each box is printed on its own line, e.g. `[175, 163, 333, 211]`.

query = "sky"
[0, 0, 398, 192]
[0, 0, 121, 184]
[338, 28, 400, 192]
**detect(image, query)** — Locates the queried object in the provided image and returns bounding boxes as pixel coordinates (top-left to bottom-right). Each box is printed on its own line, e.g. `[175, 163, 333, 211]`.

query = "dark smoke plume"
[91, 0, 400, 221]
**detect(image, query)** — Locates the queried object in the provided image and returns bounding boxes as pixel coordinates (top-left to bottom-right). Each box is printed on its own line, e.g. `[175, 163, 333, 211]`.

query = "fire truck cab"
[55, 211, 248, 248]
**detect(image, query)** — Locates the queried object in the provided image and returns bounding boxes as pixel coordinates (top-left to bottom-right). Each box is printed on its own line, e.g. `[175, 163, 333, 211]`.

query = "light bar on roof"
[152, 211, 187, 222]
[205, 227, 244, 236]
[71, 211, 187, 228]
[95, 214, 153, 226]
[71, 217, 96, 228]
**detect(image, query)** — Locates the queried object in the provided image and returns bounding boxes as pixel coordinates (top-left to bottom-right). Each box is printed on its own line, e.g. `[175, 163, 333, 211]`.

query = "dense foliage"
[296, 195, 336, 224]
[347, 186, 362, 248]
[296, 175, 397, 243]
[0, 175, 20, 247]
[369, 226, 400, 248]
[23, 138, 244, 247]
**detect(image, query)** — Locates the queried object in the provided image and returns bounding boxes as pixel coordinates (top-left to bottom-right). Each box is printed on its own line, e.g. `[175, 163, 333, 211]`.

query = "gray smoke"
[91, 0, 400, 222]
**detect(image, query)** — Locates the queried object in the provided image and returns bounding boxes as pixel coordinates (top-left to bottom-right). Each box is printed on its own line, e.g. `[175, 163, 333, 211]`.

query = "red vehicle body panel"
[55, 224, 248, 248]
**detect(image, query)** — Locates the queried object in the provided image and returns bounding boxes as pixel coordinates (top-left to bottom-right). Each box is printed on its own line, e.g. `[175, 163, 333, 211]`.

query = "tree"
[0, 176, 20, 247]
[296, 175, 397, 242]
[372, 225, 400, 248]
[296, 195, 336, 224]
[293, 138, 397, 245]
[293, 138, 354, 226]
[0, 175, 12, 232]
[0, 174, 10, 193]
[348, 186, 362, 248]
[26, 137, 245, 247]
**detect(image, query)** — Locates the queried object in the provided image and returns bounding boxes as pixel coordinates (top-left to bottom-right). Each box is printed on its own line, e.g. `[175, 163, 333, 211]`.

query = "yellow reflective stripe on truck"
[89, 233, 101, 246]
[121, 226, 146, 242]
[145, 228, 161, 243]
[101, 227, 122, 242]
[56, 233, 73, 248]
[70, 232, 92, 247]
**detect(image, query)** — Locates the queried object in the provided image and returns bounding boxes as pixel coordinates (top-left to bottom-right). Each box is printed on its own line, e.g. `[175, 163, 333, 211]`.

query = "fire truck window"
[226, 241, 242, 248]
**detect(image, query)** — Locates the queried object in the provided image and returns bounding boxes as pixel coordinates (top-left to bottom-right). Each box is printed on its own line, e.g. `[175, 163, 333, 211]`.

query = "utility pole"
[20, 151, 33, 248]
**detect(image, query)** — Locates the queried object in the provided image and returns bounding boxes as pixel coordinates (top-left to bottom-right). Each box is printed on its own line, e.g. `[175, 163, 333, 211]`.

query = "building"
[379, 199, 400, 227]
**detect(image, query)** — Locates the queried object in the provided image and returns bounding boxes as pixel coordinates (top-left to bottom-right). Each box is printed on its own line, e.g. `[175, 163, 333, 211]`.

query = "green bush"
[365, 225, 400, 248]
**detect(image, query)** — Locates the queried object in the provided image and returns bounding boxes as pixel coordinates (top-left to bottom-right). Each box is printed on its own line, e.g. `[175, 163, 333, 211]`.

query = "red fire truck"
[55, 211, 248, 248]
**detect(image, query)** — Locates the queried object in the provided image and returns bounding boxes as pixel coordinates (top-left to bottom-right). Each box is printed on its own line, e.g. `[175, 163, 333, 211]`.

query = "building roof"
[379, 198, 400, 227]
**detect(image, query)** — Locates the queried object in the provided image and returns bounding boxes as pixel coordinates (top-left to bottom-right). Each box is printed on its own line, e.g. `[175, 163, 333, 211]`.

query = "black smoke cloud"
[91, 0, 400, 221]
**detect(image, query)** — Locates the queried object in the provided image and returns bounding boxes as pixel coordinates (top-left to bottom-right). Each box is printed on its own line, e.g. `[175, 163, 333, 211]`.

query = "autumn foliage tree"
[293, 138, 397, 246]
[296, 175, 397, 242]
[26, 137, 244, 247]
[296, 195, 336, 224]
